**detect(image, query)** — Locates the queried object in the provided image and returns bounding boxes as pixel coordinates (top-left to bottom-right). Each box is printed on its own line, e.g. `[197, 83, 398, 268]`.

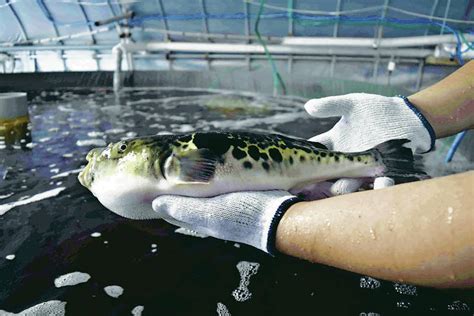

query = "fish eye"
[117, 142, 127, 153]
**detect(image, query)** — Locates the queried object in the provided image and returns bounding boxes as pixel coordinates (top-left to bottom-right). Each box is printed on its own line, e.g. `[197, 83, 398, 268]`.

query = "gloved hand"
[152, 190, 300, 254]
[305, 93, 433, 194]
[304, 93, 436, 153]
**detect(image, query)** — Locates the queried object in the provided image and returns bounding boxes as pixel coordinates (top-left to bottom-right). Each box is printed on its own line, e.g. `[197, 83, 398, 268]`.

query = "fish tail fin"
[374, 139, 428, 182]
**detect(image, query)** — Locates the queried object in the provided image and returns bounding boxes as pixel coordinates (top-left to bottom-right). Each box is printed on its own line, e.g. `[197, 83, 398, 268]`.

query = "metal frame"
[37, 0, 67, 70]
[440, 0, 452, 35]
[425, 0, 439, 36]
[76, 0, 100, 70]
[6, 0, 36, 72]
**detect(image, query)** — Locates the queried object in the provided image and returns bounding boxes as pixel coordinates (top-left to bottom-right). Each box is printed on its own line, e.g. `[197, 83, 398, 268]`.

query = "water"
[0, 88, 472, 315]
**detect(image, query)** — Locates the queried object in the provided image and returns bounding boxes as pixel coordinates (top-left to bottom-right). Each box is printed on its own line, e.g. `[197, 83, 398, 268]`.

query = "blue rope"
[445, 131, 468, 163]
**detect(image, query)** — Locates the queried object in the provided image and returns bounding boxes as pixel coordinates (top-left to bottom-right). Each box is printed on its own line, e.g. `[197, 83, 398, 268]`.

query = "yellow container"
[0, 92, 30, 146]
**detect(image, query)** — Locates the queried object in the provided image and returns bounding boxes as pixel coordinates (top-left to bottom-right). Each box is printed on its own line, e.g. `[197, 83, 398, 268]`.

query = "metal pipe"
[282, 34, 474, 47]
[120, 41, 433, 58]
[112, 43, 123, 92]
[0, 45, 114, 52]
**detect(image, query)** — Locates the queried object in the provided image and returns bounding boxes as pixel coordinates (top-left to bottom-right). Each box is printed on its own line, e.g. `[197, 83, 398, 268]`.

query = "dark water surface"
[0, 88, 472, 315]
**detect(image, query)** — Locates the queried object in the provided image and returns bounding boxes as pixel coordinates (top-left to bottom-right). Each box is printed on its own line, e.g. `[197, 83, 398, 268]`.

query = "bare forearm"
[409, 61, 474, 138]
[276, 171, 474, 288]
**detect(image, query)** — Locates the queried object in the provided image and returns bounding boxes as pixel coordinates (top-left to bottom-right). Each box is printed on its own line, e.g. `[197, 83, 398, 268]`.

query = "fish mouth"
[79, 147, 103, 188]
[78, 164, 93, 189]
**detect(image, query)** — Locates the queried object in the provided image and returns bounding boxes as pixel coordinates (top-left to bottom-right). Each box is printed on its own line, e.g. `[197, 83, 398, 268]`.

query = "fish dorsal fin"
[308, 141, 328, 150]
[163, 149, 218, 184]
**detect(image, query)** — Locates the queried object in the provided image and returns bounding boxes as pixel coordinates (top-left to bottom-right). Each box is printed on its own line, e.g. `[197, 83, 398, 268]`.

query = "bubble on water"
[151, 243, 157, 248]
[359, 313, 380, 316]
[396, 301, 411, 309]
[0, 300, 66, 315]
[87, 131, 105, 138]
[104, 285, 124, 298]
[216, 302, 231, 316]
[131, 305, 144, 316]
[393, 283, 417, 296]
[232, 261, 260, 302]
[91, 232, 101, 238]
[54, 271, 91, 288]
[76, 139, 107, 147]
[233, 243, 240, 248]
[126, 131, 138, 138]
[447, 300, 470, 311]
[5, 254, 15, 260]
[105, 128, 126, 135]
[360, 276, 381, 289]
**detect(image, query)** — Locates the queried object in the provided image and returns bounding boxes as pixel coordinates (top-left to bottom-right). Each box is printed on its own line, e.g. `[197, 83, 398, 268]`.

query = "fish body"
[78, 131, 421, 219]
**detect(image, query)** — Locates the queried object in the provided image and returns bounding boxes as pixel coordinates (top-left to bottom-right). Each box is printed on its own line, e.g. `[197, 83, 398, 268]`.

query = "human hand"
[304, 93, 431, 194]
[152, 191, 300, 254]
[304, 93, 435, 153]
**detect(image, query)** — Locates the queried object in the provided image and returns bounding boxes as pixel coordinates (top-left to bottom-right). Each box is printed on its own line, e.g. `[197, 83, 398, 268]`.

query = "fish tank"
[0, 71, 473, 315]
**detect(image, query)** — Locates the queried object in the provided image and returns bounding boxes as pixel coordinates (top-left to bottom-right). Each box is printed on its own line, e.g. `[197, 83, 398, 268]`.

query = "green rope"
[255, 0, 287, 95]
[459, 31, 474, 50]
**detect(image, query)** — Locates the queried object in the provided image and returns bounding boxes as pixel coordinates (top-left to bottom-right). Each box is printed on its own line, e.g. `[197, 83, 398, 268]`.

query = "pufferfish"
[78, 131, 424, 219]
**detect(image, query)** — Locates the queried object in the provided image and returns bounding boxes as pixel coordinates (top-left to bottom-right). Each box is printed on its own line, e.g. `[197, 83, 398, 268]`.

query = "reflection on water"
[0, 88, 472, 315]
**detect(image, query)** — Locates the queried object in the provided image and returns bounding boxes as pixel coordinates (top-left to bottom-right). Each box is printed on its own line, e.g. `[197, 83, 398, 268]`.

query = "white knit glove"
[305, 93, 434, 194]
[304, 93, 436, 153]
[152, 191, 300, 254]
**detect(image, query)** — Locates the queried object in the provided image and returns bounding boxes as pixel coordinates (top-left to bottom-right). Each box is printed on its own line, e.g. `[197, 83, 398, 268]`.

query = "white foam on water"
[216, 302, 231, 316]
[174, 228, 208, 238]
[91, 232, 101, 238]
[0, 187, 66, 216]
[232, 261, 260, 302]
[360, 276, 381, 289]
[51, 168, 83, 179]
[0, 300, 66, 316]
[0, 193, 14, 200]
[54, 272, 91, 288]
[131, 305, 144, 316]
[104, 285, 124, 298]
[447, 300, 470, 311]
[76, 139, 107, 147]
[396, 301, 411, 309]
[5, 254, 15, 260]
[105, 128, 126, 135]
[87, 131, 105, 138]
[393, 283, 417, 296]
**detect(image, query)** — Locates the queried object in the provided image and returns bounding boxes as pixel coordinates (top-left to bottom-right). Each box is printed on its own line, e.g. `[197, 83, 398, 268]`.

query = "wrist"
[397, 95, 436, 153]
[264, 196, 302, 255]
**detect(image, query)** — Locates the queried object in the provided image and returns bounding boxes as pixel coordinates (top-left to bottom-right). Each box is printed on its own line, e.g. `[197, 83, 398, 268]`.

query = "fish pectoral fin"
[164, 149, 218, 184]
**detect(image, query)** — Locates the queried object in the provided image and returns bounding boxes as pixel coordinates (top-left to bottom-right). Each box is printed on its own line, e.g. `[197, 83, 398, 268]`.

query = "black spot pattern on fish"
[262, 162, 270, 171]
[289, 156, 294, 165]
[248, 145, 260, 161]
[232, 147, 247, 160]
[269, 148, 283, 162]
[347, 156, 353, 161]
[334, 156, 339, 162]
[179, 135, 193, 143]
[193, 133, 231, 156]
[357, 157, 362, 162]
[300, 156, 306, 162]
[260, 152, 269, 161]
[320, 152, 327, 158]
[243, 161, 252, 169]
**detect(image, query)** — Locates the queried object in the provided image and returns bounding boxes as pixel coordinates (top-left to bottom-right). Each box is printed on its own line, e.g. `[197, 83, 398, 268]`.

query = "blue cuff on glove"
[398, 95, 436, 153]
